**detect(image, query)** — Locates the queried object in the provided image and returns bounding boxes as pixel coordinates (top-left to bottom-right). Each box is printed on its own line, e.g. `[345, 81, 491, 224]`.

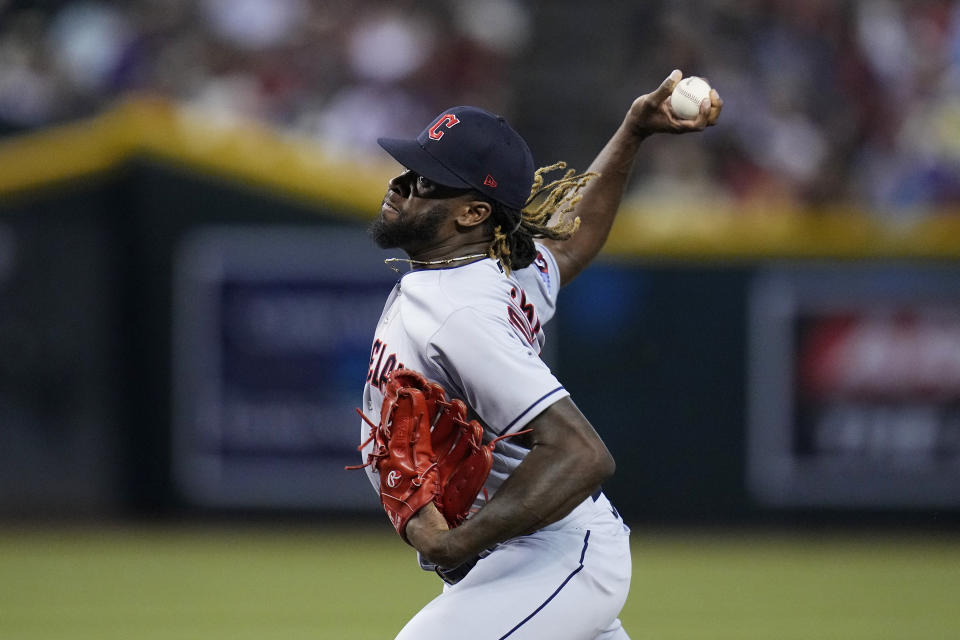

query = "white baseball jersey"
[359, 243, 568, 510]
[359, 243, 632, 639]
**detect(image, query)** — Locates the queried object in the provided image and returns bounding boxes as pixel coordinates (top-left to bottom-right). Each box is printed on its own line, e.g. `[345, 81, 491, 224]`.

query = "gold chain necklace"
[384, 253, 488, 273]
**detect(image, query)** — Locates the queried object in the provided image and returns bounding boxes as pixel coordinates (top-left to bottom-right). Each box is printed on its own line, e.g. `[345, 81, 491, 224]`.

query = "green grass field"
[1, 524, 958, 639]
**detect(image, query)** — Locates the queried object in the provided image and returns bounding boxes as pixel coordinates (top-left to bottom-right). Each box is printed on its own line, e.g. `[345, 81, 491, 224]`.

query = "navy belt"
[436, 556, 480, 585]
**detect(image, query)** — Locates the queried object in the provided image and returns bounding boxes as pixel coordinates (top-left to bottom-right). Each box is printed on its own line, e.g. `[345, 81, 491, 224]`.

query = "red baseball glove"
[348, 369, 519, 541]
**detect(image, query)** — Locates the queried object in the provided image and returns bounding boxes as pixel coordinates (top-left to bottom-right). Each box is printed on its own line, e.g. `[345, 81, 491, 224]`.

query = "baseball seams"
[675, 84, 701, 104]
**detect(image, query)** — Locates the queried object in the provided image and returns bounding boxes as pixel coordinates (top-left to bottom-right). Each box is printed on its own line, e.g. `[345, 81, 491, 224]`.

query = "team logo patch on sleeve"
[534, 252, 551, 288]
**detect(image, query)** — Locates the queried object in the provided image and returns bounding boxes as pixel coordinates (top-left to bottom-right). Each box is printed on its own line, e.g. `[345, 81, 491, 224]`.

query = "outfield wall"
[1, 101, 958, 522]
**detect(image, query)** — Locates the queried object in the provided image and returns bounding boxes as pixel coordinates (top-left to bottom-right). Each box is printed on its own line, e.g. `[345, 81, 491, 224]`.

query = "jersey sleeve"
[511, 242, 561, 325]
[427, 307, 569, 436]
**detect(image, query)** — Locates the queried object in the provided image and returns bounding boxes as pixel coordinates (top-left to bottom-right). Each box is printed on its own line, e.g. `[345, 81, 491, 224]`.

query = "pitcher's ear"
[455, 200, 492, 228]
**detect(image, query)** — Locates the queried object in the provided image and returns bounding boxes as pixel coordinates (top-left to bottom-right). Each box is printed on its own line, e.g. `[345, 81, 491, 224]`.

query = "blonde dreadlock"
[487, 162, 598, 274]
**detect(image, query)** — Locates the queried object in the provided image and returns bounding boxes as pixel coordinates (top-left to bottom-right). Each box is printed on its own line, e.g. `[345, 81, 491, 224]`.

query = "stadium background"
[1, 1, 959, 637]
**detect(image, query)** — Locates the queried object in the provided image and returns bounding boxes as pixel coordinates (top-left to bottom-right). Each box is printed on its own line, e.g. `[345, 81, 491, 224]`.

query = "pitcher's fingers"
[706, 88, 723, 125]
[648, 69, 683, 106]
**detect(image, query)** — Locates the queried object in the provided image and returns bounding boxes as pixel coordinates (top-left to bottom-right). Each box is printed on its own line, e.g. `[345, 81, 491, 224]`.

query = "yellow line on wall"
[2, 96, 960, 258]
[0, 96, 399, 216]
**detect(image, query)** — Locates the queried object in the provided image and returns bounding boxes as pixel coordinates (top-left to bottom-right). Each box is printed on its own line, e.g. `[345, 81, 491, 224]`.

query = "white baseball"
[670, 76, 711, 119]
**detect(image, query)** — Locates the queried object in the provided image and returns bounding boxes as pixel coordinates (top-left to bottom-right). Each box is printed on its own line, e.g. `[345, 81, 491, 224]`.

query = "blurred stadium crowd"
[1, 0, 959, 217]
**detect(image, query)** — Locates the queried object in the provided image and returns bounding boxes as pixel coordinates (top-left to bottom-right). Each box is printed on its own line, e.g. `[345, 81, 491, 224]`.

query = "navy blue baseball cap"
[377, 106, 535, 210]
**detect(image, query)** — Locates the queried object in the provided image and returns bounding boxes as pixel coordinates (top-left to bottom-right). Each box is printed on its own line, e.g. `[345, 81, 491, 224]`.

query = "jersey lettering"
[367, 338, 405, 390]
[366, 339, 383, 383]
[507, 287, 541, 348]
[508, 306, 537, 345]
[378, 354, 397, 389]
[428, 114, 460, 140]
[370, 340, 388, 387]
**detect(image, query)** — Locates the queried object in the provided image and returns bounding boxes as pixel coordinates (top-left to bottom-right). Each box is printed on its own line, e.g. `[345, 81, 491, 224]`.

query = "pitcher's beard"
[369, 203, 449, 250]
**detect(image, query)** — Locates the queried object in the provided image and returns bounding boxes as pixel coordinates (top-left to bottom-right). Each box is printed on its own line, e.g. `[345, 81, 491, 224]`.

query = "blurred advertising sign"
[748, 265, 960, 508]
[173, 226, 399, 509]
[0, 223, 12, 282]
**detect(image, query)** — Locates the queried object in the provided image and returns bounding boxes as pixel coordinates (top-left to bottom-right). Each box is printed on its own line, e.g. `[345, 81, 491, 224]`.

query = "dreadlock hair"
[481, 162, 598, 274]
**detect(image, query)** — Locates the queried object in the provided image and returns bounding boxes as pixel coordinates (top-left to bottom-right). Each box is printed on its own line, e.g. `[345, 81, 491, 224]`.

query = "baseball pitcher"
[352, 70, 722, 639]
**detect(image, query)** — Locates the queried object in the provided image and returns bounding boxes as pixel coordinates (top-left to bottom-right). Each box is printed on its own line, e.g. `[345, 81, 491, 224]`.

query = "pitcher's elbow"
[588, 446, 616, 485]
[599, 449, 616, 482]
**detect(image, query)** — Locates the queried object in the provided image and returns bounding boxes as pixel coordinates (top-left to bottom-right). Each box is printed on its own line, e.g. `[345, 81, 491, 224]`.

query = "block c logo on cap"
[428, 114, 460, 140]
